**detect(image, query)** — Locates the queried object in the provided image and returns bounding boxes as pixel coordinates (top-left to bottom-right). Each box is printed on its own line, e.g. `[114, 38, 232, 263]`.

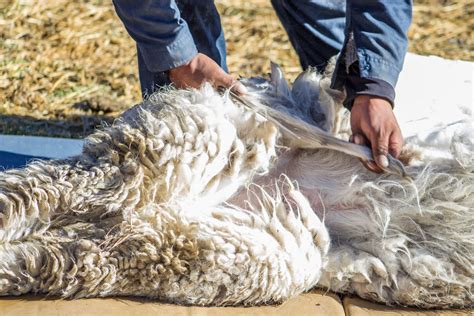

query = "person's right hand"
[350, 95, 403, 171]
[168, 53, 246, 94]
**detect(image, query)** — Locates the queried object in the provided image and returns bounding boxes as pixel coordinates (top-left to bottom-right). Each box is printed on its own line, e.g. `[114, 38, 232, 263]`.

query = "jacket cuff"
[138, 26, 198, 73]
[343, 75, 396, 111]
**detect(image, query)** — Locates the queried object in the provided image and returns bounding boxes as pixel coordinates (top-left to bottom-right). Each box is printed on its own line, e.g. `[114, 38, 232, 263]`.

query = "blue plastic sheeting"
[0, 135, 83, 159]
[0, 135, 83, 170]
[0, 151, 49, 170]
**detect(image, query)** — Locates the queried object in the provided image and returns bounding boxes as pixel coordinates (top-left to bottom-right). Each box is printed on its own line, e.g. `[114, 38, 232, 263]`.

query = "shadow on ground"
[0, 114, 115, 139]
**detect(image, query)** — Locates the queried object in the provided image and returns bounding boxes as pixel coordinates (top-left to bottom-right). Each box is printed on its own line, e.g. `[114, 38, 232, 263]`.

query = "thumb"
[372, 133, 390, 168]
[231, 81, 248, 95]
[389, 129, 403, 158]
[217, 74, 248, 95]
[352, 133, 382, 173]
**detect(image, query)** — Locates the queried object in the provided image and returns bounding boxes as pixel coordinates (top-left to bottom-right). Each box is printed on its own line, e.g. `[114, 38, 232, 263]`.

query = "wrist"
[169, 53, 198, 75]
[343, 75, 396, 111]
[352, 95, 393, 112]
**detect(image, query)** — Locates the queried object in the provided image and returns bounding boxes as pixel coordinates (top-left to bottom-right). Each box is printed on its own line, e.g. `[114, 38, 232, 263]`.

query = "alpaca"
[0, 65, 472, 309]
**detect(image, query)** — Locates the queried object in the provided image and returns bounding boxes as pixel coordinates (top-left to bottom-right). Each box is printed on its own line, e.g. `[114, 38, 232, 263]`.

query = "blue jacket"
[113, 0, 412, 107]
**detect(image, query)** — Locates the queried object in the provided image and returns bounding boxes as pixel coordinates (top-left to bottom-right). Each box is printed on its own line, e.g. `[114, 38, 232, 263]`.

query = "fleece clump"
[0, 66, 472, 309]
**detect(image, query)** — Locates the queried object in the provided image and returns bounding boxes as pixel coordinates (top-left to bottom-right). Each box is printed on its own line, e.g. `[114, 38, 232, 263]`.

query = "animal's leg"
[233, 90, 406, 177]
[0, 180, 330, 305]
[0, 208, 196, 297]
[317, 163, 474, 308]
[0, 155, 142, 243]
[0, 161, 79, 242]
[0, 241, 45, 295]
[102, 180, 329, 305]
[320, 238, 474, 308]
[241, 63, 405, 176]
[169, 179, 330, 305]
[0, 217, 110, 296]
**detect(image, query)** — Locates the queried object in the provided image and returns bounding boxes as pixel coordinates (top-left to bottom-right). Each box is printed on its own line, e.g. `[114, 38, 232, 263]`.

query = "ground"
[0, 0, 472, 138]
[0, 1, 473, 314]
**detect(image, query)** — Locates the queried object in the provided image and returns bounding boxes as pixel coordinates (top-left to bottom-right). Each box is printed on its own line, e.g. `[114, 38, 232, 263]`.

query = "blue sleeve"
[332, 0, 412, 101]
[344, 75, 396, 110]
[112, 0, 198, 73]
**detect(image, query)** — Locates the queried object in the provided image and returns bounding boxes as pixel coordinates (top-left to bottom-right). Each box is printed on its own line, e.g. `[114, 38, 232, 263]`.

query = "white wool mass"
[0, 54, 472, 309]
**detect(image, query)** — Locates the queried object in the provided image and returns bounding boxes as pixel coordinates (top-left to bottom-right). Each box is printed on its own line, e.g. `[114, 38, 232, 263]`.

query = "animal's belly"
[227, 149, 352, 217]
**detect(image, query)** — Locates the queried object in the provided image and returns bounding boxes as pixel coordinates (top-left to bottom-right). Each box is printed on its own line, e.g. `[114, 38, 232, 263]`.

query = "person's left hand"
[350, 95, 403, 170]
[168, 53, 247, 94]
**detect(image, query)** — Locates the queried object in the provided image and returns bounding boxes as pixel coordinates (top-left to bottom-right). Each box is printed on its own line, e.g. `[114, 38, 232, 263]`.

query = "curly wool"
[0, 67, 472, 308]
[0, 84, 325, 305]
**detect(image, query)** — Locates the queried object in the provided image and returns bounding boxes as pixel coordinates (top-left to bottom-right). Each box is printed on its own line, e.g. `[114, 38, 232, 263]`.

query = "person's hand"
[350, 95, 403, 170]
[168, 53, 246, 94]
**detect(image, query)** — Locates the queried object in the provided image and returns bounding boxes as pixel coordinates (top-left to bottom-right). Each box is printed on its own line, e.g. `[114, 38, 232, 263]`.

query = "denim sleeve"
[344, 73, 396, 110]
[112, 0, 198, 72]
[331, 0, 412, 105]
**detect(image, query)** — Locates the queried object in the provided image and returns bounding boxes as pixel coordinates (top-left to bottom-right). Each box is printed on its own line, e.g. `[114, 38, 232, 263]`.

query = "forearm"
[112, 0, 198, 72]
[331, 0, 412, 108]
[343, 68, 397, 110]
[347, 0, 412, 85]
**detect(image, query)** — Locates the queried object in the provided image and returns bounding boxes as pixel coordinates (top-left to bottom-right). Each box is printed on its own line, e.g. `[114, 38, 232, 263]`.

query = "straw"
[0, 0, 472, 137]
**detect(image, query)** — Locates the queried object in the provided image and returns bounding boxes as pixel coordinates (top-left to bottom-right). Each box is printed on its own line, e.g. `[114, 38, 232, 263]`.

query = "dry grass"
[0, 0, 472, 138]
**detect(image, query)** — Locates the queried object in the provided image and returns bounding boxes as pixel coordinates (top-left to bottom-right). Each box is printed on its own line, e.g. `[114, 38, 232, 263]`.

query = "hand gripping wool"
[0, 65, 472, 309]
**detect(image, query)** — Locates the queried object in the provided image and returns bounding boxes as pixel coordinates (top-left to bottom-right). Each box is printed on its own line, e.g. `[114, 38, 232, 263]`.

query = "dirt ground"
[0, 0, 472, 138]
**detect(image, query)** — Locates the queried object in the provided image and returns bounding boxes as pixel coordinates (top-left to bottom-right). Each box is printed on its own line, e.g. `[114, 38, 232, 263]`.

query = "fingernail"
[377, 155, 389, 168]
[233, 82, 248, 95]
[354, 135, 363, 145]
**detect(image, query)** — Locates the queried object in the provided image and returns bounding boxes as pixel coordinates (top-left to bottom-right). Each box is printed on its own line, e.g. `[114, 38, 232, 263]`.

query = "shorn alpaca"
[0, 64, 472, 309]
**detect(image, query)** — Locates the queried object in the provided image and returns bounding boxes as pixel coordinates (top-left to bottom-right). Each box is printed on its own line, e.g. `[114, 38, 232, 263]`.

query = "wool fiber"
[0, 66, 472, 308]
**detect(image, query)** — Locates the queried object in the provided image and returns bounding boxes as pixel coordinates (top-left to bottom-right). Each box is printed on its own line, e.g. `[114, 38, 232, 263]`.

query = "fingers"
[169, 53, 247, 95]
[360, 159, 383, 173]
[350, 96, 404, 173]
[371, 132, 390, 168]
[215, 71, 236, 88]
[352, 123, 390, 169]
[388, 128, 403, 158]
[231, 81, 248, 95]
[351, 133, 383, 173]
[215, 74, 248, 95]
[350, 133, 369, 147]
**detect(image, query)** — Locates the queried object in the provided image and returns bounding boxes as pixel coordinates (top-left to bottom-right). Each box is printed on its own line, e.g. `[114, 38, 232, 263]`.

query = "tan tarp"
[1, 290, 472, 316]
[0, 290, 343, 316]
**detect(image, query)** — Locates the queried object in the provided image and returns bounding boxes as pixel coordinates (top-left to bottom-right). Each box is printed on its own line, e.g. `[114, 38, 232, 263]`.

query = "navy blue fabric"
[337, 0, 413, 89]
[270, 0, 347, 72]
[112, 0, 199, 73]
[113, 0, 412, 106]
[270, 0, 411, 109]
[344, 75, 396, 110]
[114, 0, 226, 96]
[0, 151, 48, 170]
